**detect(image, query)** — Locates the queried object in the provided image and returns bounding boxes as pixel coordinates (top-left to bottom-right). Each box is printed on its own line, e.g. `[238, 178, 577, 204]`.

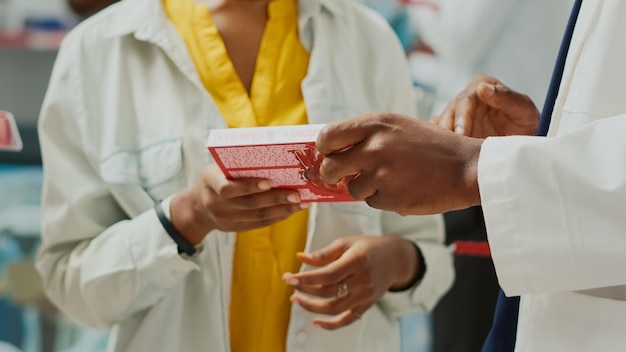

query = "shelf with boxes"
[0, 28, 67, 51]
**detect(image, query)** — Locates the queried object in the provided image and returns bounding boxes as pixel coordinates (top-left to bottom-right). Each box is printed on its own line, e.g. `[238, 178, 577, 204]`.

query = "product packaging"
[0, 111, 23, 151]
[207, 124, 355, 202]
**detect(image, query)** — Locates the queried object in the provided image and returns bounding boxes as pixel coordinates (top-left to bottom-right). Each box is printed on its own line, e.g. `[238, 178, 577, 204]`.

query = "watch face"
[0, 111, 23, 152]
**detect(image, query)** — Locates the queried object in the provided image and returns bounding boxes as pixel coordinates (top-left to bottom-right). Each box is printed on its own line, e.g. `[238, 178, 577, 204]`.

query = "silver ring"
[337, 281, 349, 298]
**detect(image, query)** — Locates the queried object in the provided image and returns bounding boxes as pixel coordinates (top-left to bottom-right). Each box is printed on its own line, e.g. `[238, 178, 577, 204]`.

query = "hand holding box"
[207, 124, 355, 202]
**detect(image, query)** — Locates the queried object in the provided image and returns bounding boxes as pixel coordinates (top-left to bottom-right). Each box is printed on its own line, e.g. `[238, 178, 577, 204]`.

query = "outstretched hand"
[315, 114, 483, 215]
[283, 235, 420, 330]
[432, 74, 540, 138]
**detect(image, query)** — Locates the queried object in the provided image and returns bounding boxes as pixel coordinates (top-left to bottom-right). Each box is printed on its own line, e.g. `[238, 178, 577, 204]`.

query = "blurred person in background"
[360, 0, 417, 52]
[35, 0, 454, 351]
[67, 0, 118, 17]
[405, 0, 573, 351]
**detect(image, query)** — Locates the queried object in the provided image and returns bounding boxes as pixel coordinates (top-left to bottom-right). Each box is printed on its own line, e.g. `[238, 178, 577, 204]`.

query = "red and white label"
[207, 125, 355, 202]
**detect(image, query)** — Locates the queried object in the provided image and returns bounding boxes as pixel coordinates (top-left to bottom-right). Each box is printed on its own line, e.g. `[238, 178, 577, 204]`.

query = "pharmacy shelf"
[0, 29, 67, 51]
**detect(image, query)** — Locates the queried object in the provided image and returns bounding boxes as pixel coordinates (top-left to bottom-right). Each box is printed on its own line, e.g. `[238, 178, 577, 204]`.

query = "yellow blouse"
[164, 0, 310, 351]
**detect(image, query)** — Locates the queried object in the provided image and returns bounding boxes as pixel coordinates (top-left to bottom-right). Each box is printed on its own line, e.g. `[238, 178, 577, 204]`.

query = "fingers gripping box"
[206, 124, 355, 202]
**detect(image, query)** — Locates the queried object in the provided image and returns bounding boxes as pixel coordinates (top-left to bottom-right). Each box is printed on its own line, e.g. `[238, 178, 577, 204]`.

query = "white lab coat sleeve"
[36, 37, 200, 329]
[478, 115, 626, 296]
[378, 212, 454, 316]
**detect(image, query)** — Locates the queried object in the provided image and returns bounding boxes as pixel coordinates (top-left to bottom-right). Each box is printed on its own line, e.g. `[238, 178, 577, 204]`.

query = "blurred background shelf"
[0, 29, 67, 51]
[0, 45, 58, 165]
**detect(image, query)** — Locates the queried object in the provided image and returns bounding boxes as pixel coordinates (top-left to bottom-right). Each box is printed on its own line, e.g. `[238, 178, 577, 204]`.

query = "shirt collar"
[105, 0, 342, 42]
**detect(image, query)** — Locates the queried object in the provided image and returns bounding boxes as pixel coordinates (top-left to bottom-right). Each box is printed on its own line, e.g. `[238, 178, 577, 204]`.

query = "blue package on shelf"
[24, 17, 67, 31]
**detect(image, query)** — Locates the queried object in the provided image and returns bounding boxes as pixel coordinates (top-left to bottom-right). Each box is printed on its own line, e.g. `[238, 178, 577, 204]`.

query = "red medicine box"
[0, 111, 22, 151]
[206, 124, 355, 202]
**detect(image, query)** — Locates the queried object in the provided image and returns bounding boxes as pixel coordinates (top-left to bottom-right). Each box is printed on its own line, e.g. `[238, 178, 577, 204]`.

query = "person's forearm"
[378, 212, 454, 315]
[389, 239, 421, 291]
[37, 201, 201, 328]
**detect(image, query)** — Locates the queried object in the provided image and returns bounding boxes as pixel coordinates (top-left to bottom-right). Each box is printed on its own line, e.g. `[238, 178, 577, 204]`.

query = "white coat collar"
[105, 0, 343, 49]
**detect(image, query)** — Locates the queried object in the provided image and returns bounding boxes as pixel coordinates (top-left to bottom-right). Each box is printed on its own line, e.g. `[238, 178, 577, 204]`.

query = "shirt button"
[296, 331, 307, 343]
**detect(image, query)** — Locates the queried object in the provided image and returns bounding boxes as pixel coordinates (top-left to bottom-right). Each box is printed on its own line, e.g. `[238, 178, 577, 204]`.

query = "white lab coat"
[478, 1, 626, 351]
[35, 0, 454, 351]
[408, 0, 573, 114]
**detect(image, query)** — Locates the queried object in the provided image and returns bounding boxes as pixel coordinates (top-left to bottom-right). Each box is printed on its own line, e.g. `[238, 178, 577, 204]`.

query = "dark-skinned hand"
[431, 74, 540, 138]
[283, 235, 420, 330]
[315, 114, 483, 215]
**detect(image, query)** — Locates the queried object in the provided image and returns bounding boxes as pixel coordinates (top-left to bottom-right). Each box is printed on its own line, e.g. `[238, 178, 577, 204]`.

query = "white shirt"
[479, 1, 626, 350]
[35, 0, 454, 351]
[408, 0, 573, 114]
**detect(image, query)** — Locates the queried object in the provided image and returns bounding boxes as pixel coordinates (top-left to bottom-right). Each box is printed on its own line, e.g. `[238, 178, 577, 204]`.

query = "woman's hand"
[170, 164, 308, 245]
[283, 235, 421, 330]
[432, 74, 540, 138]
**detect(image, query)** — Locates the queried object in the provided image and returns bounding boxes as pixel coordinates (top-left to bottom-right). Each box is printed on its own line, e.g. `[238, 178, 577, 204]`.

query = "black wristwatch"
[154, 200, 197, 256]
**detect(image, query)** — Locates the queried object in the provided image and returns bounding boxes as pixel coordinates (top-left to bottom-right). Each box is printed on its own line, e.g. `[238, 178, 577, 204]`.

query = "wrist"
[460, 137, 484, 208]
[389, 239, 422, 291]
[170, 190, 214, 246]
[154, 199, 197, 256]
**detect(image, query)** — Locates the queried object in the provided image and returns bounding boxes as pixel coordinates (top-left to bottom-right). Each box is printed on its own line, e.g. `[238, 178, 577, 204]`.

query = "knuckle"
[355, 252, 369, 267]
[201, 195, 213, 210]
[214, 182, 230, 198]
[256, 219, 277, 229]
[331, 237, 348, 249]
[325, 304, 344, 316]
[273, 192, 283, 204]
[241, 182, 252, 194]
[241, 195, 256, 209]
[257, 208, 268, 220]
[210, 207, 224, 219]
[377, 113, 394, 125]
[324, 272, 339, 284]
[315, 250, 329, 262]
[521, 93, 534, 103]
[323, 288, 336, 298]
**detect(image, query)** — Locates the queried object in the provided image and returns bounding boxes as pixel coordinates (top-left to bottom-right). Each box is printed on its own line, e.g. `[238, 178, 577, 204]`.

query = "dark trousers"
[433, 207, 500, 352]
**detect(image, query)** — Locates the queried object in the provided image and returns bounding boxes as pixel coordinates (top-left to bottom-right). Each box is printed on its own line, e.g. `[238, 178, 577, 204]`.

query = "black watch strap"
[154, 200, 197, 256]
[388, 242, 427, 292]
